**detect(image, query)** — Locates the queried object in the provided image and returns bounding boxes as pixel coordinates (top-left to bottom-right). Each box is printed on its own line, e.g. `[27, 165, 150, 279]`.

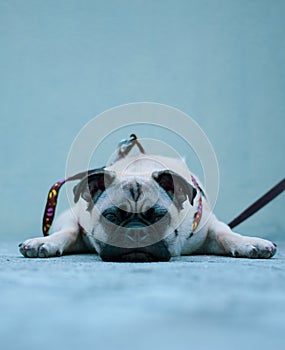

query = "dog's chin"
[99, 240, 171, 263]
[111, 251, 157, 263]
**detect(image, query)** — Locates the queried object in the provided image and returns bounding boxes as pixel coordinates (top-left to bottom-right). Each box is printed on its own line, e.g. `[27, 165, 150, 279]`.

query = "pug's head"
[73, 168, 197, 262]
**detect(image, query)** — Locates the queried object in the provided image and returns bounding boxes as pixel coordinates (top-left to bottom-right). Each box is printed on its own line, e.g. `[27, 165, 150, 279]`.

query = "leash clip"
[117, 134, 145, 160]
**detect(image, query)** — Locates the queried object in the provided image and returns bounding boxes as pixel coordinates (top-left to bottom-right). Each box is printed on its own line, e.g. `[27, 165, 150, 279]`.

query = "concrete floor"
[0, 238, 284, 350]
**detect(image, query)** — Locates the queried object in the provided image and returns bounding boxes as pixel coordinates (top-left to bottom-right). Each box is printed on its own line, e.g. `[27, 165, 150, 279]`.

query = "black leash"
[228, 178, 285, 229]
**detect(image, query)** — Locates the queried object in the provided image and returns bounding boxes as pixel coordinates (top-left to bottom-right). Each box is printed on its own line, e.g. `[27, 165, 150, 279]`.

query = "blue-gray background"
[0, 0, 284, 240]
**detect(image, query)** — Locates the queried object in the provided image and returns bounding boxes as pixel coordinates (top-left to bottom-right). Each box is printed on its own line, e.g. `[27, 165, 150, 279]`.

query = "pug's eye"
[143, 207, 155, 220]
[105, 213, 117, 222]
[102, 210, 120, 224]
[142, 206, 168, 223]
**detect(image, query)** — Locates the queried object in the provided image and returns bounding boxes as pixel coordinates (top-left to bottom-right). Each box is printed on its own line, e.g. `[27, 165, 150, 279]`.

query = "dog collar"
[191, 175, 203, 233]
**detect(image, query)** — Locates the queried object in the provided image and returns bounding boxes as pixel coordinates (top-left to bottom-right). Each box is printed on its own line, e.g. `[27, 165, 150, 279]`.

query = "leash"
[41, 134, 284, 236]
[228, 178, 285, 229]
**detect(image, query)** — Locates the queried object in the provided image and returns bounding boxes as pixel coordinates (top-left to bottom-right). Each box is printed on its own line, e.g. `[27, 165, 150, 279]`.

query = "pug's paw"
[19, 237, 63, 258]
[231, 237, 277, 259]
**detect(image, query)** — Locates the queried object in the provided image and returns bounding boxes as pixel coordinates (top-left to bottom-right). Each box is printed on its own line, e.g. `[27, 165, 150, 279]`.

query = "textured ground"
[0, 238, 285, 350]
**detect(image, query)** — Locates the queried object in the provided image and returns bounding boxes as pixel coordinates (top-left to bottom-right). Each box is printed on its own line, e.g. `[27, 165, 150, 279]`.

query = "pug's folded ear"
[73, 170, 116, 207]
[152, 170, 197, 209]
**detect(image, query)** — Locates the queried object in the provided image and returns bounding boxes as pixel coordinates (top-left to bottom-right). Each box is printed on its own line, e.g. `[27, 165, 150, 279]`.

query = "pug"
[19, 153, 277, 262]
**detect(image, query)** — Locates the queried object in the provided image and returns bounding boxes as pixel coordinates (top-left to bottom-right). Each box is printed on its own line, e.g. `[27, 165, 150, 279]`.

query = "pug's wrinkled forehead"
[99, 174, 164, 214]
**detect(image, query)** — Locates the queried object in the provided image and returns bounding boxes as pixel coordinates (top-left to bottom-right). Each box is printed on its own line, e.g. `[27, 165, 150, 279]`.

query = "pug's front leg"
[19, 209, 89, 258]
[206, 219, 277, 258]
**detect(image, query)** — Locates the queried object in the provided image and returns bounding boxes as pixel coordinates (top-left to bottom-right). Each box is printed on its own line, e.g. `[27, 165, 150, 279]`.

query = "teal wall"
[0, 0, 284, 240]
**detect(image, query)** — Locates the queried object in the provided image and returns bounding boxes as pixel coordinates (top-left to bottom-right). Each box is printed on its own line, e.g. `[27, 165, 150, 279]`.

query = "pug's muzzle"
[99, 205, 171, 262]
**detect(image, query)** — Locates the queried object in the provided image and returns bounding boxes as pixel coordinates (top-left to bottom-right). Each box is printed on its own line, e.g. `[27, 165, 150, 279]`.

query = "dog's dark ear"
[152, 170, 197, 209]
[73, 170, 116, 205]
